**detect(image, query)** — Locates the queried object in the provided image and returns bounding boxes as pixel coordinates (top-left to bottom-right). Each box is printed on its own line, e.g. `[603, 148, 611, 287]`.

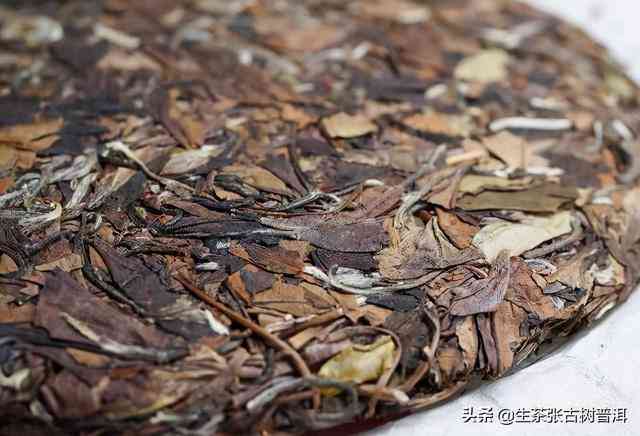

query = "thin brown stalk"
[176, 273, 320, 408]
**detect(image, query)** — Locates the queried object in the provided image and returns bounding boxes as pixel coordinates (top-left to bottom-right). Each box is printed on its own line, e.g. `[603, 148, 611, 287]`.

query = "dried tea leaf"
[455, 316, 478, 372]
[0, 176, 14, 193]
[280, 103, 316, 128]
[226, 264, 275, 296]
[437, 344, 465, 383]
[35, 270, 181, 352]
[318, 336, 395, 395]
[605, 72, 635, 100]
[229, 241, 304, 275]
[366, 289, 421, 312]
[482, 131, 527, 170]
[458, 183, 577, 213]
[149, 87, 206, 149]
[435, 208, 478, 249]
[35, 253, 83, 272]
[254, 279, 334, 316]
[263, 22, 344, 52]
[449, 250, 511, 316]
[593, 255, 625, 287]
[0, 117, 63, 150]
[15, 149, 36, 169]
[352, 0, 431, 24]
[508, 257, 558, 321]
[0, 253, 18, 274]
[454, 49, 510, 83]
[492, 301, 527, 375]
[2, 0, 640, 433]
[222, 164, 292, 194]
[161, 146, 225, 175]
[98, 48, 161, 71]
[402, 112, 461, 137]
[91, 238, 178, 312]
[289, 325, 324, 350]
[0, 144, 18, 170]
[321, 112, 378, 138]
[298, 220, 388, 253]
[546, 248, 596, 291]
[384, 310, 431, 370]
[0, 13, 63, 46]
[473, 211, 573, 262]
[458, 174, 533, 195]
[377, 218, 480, 279]
[66, 348, 111, 368]
[0, 303, 35, 323]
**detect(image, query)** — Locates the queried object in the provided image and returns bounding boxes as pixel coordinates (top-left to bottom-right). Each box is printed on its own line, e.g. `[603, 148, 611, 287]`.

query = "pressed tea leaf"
[299, 220, 389, 253]
[449, 250, 511, 316]
[472, 211, 573, 262]
[2, 0, 640, 434]
[321, 112, 378, 138]
[318, 336, 395, 395]
[454, 49, 510, 83]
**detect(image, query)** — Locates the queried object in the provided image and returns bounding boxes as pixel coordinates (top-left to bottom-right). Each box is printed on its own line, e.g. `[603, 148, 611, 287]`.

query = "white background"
[375, 1, 640, 435]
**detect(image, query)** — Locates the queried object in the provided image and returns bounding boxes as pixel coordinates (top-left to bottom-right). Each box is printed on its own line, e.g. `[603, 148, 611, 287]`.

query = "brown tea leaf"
[298, 220, 389, 253]
[318, 336, 395, 395]
[229, 241, 304, 275]
[482, 131, 527, 170]
[254, 279, 335, 317]
[35, 270, 180, 351]
[36, 253, 83, 272]
[454, 49, 510, 83]
[0, 144, 18, 170]
[435, 208, 478, 249]
[458, 183, 577, 212]
[322, 112, 378, 138]
[0, 117, 62, 150]
[472, 211, 573, 262]
[492, 301, 527, 376]
[455, 316, 478, 372]
[449, 250, 511, 316]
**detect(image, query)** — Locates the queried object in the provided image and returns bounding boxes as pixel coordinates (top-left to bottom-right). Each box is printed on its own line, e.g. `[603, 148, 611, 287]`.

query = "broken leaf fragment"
[605, 72, 635, 100]
[161, 145, 225, 175]
[454, 49, 510, 83]
[0, 117, 63, 151]
[318, 336, 395, 395]
[449, 250, 511, 316]
[297, 220, 389, 253]
[0, 144, 17, 170]
[322, 112, 378, 138]
[402, 112, 468, 137]
[473, 211, 573, 262]
[482, 131, 527, 170]
[458, 174, 532, 195]
[457, 183, 577, 212]
[0, 13, 63, 46]
[352, 0, 431, 24]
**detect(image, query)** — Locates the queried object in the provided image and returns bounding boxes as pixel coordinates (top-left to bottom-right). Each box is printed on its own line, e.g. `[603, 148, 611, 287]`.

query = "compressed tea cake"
[0, 0, 639, 434]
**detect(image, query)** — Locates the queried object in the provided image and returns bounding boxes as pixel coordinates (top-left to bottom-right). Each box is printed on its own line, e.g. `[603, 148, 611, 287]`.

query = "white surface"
[374, 1, 640, 435]
[529, 0, 640, 81]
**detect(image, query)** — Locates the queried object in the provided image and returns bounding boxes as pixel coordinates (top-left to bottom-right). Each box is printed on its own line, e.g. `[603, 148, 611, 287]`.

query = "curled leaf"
[161, 146, 225, 175]
[449, 250, 511, 316]
[454, 49, 510, 83]
[322, 112, 378, 138]
[473, 211, 573, 262]
[298, 220, 389, 253]
[318, 336, 395, 395]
